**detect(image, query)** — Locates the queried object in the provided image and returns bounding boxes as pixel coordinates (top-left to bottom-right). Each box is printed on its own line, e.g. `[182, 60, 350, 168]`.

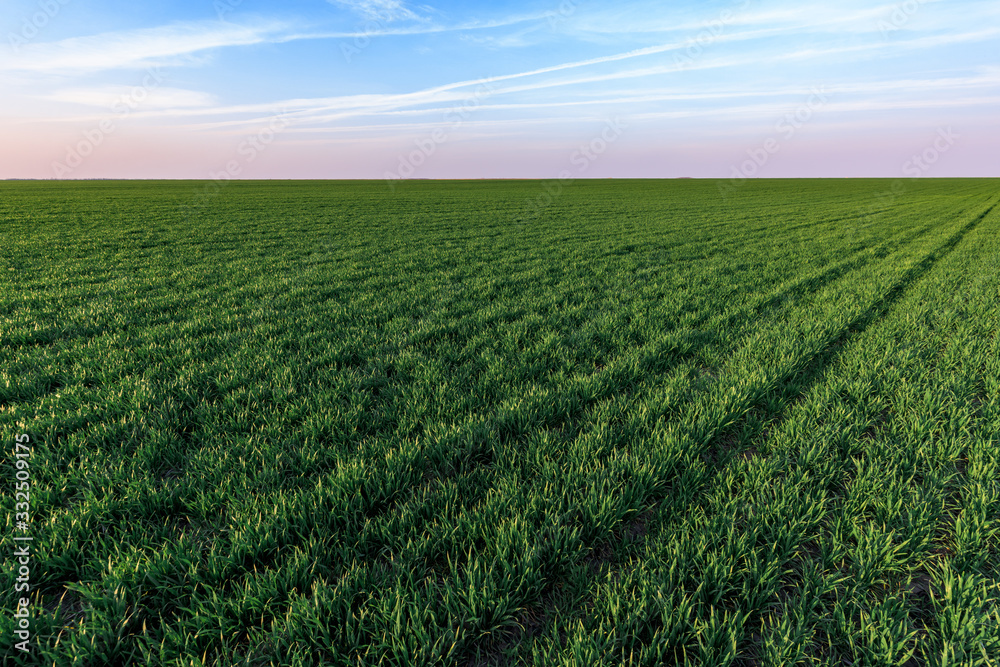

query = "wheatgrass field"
[1, 178, 998, 665]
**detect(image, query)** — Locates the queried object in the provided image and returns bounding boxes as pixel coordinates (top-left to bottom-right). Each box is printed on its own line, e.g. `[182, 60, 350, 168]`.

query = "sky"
[1, 0, 997, 180]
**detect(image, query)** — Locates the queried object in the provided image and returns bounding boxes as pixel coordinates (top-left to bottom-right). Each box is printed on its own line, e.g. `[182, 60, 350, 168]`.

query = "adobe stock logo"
[7, 0, 72, 52]
[673, 0, 753, 70]
[51, 68, 167, 178]
[902, 127, 958, 178]
[384, 81, 496, 189]
[518, 117, 628, 221]
[718, 86, 830, 199]
[877, 0, 931, 39]
[860, 127, 960, 221]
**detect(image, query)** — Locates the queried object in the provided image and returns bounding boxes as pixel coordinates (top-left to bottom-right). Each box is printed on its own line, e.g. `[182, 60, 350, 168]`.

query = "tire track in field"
[709, 197, 997, 464]
[671, 196, 999, 665]
[490, 197, 997, 663]
[746, 209, 1000, 665]
[631, 196, 997, 534]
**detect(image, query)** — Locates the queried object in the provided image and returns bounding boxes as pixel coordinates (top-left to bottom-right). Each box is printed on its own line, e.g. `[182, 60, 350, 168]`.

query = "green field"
[2, 179, 998, 665]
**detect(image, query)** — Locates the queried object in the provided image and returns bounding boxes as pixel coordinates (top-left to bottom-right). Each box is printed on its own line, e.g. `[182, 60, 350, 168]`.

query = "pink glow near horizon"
[2, 119, 995, 181]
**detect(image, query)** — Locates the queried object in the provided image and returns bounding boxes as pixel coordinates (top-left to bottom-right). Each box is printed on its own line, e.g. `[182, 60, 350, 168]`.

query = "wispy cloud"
[556, 1, 960, 37]
[328, 0, 427, 22]
[0, 20, 287, 73]
[47, 86, 216, 109]
[279, 13, 551, 42]
[297, 79, 1000, 124]
[212, 93, 1000, 140]
[424, 25, 1000, 107]
[39, 25, 997, 132]
[0, 12, 556, 76]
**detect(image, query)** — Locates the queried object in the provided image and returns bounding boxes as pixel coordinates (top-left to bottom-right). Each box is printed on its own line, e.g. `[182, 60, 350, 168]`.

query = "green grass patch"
[1, 179, 998, 666]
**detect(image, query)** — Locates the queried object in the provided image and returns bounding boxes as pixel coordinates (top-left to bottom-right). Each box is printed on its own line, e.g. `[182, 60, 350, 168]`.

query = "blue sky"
[1, 0, 998, 179]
